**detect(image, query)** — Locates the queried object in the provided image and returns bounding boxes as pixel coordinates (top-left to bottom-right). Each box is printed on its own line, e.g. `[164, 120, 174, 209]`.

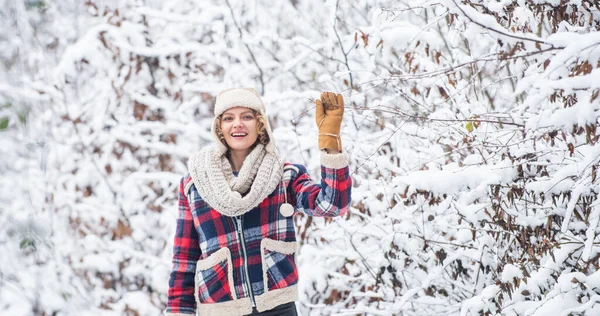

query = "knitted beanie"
[211, 88, 276, 154]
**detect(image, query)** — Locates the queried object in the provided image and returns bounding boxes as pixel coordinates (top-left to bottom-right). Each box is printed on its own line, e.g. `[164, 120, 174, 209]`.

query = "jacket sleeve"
[165, 176, 201, 315]
[288, 151, 352, 217]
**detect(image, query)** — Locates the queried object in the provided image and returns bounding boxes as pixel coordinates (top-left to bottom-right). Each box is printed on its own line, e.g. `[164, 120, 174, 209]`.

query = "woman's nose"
[233, 117, 243, 127]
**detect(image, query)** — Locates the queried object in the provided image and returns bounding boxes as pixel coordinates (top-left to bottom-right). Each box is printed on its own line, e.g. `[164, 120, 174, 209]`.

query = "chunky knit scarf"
[187, 143, 284, 217]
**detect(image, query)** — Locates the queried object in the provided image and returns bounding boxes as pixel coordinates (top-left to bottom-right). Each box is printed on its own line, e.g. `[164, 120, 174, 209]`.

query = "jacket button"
[279, 203, 294, 217]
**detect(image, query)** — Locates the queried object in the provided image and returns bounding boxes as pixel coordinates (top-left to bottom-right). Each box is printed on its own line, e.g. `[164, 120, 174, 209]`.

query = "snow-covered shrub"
[1, 0, 599, 315]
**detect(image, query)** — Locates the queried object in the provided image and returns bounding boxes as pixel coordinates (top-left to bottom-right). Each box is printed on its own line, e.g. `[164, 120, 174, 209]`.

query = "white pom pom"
[279, 203, 294, 217]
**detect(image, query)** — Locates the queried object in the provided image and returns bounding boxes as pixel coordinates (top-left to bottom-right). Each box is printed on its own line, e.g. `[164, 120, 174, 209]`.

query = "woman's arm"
[286, 91, 351, 217]
[288, 151, 352, 217]
[165, 176, 201, 315]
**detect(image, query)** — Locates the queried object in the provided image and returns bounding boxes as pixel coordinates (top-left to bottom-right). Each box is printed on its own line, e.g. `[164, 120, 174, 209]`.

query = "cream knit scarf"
[187, 143, 284, 217]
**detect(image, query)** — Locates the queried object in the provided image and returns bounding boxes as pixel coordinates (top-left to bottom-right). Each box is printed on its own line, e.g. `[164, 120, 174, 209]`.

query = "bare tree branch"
[333, 0, 354, 89]
[389, 47, 560, 80]
[225, 0, 265, 94]
[451, 0, 559, 47]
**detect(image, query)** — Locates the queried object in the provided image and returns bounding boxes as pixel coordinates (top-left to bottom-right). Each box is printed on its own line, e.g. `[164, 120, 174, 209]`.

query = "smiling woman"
[215, 107, 269, 172]
[165, 88, 352, 316]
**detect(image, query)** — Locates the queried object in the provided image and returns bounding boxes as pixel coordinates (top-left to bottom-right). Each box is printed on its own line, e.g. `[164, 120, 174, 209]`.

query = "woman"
[165, 88, 351, 316]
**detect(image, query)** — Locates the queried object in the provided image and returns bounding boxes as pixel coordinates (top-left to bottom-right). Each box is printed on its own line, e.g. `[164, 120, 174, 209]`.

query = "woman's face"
[220, 107, 259, 153]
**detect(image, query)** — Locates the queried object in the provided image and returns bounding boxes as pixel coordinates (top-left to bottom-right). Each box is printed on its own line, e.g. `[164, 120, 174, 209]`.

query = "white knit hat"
[211, 88, 276, 154]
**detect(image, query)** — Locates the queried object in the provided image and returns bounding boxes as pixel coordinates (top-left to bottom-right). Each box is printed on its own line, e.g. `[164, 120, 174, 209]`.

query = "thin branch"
[225, 0, 265, 94]
[415, 235, 478, 249]
[355, 106, 525, 127]
[56, 87, 131, 227]
[450, 0, 558, 47]
[291, 39, 347, 65]
[333, 0, 354, 88]
[389, 47, 560, 81]
[351, 122, 406, 176]
[381, 3, 442, 13]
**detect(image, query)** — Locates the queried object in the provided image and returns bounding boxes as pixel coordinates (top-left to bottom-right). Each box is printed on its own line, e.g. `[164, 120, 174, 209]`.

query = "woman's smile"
[231, 131, 248, 139]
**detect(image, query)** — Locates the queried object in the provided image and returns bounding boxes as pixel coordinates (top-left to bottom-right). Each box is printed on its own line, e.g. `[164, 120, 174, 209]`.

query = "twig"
[450, 0, 557, 47]
[58, 89, 131, 227]
[389, 47, 560, 81]
[225, 0, 265, 94]
[351, 121, 406, 176]
[356, 105, 525, 127]
[415, 235, 477, 249]
[381, 4, 443, 13]
[291, 39, 347, 65]
[333, 0, 353, 88]
[336, 219, 379, 281]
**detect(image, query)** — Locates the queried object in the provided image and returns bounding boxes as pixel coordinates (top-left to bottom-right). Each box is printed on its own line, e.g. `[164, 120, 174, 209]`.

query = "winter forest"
[1, 0, 600, 315]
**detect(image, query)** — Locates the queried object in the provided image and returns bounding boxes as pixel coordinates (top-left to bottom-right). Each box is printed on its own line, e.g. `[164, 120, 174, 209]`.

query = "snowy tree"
[1, 0, 599, 315]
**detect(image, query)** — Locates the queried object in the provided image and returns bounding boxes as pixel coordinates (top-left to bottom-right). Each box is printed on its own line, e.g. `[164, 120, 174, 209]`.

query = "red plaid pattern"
[264, 250, 297, 290]
[166, 162, 351, 314]
[196, 260, 233, 303]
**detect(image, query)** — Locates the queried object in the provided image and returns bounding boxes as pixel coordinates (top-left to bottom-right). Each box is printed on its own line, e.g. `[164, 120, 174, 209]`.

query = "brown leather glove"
[315, 92, 344, 151]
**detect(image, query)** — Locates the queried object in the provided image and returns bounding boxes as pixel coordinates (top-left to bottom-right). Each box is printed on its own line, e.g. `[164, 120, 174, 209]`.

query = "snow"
[2, 0, 600, 315]
[395, 161, 515, 196]
[501, 264, 523, 282]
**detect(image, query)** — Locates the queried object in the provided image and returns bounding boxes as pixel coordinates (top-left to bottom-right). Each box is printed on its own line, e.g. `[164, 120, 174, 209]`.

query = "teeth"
[232, 133, 247, 137]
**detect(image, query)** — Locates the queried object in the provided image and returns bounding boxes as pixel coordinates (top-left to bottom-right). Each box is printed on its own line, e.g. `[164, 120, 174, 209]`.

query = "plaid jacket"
[165, 154, 351, 316]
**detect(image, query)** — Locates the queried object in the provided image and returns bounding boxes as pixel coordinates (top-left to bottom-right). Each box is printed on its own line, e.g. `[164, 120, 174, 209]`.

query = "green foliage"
[24, 0, 46, 11]
[465, 121, 473, 133]
[0, 102, 29, 128]
[18, 112, 27, 124]
[0, 117, 9, 130]
[20, 238, 36, 251]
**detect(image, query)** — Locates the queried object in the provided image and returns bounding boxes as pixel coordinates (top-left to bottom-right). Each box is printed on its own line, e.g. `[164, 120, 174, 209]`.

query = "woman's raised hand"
[315, 92, 344, 152]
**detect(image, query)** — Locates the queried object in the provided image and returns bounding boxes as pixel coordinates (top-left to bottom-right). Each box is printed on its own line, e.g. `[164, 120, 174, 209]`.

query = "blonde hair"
[215, 109, 270, 148]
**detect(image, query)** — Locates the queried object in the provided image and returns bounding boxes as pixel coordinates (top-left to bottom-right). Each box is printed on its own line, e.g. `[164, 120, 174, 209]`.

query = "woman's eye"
[244, 115, 254, 120]
[223, 117, 232, 121]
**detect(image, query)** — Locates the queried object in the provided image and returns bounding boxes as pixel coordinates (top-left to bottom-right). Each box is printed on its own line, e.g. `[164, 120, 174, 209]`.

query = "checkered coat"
[165, 156, 352, 316]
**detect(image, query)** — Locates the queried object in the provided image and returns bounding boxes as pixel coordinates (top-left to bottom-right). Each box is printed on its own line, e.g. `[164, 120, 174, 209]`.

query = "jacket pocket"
[195, 247, 236, 304]
[260, 238, 298, 291]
